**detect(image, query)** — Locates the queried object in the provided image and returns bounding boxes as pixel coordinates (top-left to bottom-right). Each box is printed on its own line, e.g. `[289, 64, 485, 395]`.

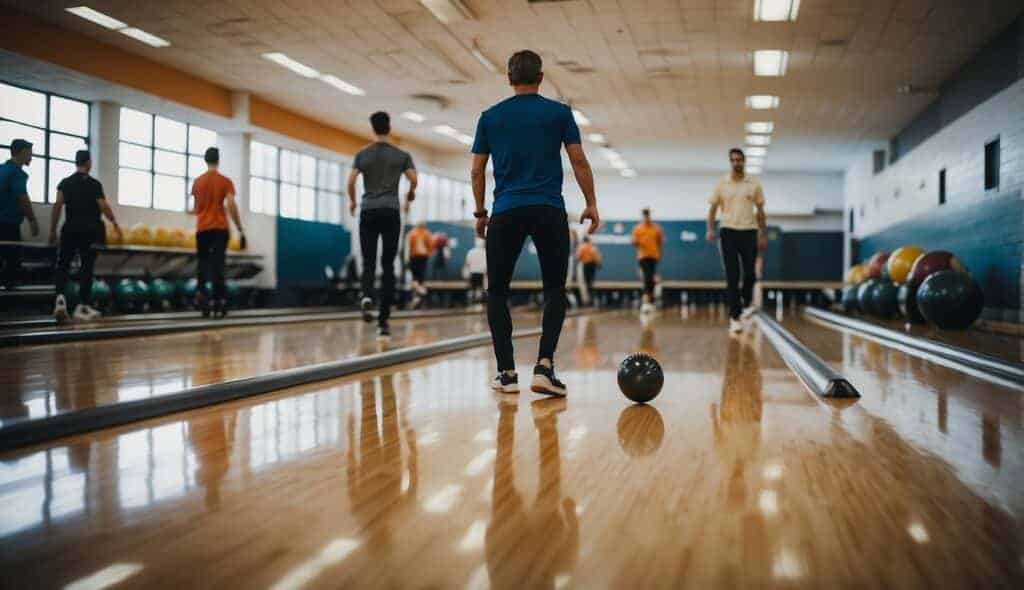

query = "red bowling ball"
[907, 251, 967, 286]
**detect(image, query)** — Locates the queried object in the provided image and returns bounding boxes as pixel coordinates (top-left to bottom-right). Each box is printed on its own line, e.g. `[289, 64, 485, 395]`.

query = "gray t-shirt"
[353, 142, 415, 211]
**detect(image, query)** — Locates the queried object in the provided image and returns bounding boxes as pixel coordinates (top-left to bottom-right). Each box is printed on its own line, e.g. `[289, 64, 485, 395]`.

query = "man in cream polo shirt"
[706, 148, 766, 334]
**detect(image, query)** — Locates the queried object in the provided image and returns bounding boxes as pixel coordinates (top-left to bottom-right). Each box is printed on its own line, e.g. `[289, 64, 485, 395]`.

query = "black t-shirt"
[58, 172, 104, 230]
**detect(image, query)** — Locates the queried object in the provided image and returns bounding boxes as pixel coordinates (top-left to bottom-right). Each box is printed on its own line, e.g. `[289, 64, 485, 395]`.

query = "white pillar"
[92, 101, 120, 201]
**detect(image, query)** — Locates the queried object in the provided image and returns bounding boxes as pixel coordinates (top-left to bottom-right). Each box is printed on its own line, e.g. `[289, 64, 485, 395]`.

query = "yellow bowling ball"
[153, 226, 172, 247]
[845, 264, 868, 285]
[886, 245, 925, 284]
[184, 229, 197, 249]
[104, 222, 123, 246]
[228, 235, 242, 251]
[128, 223, 154, 246]
[168, 228, 187, 248]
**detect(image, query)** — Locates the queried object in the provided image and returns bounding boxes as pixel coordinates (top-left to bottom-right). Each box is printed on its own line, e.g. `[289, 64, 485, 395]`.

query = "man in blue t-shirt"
[0, 139, 41, 289]
[471, 49, 600, 398]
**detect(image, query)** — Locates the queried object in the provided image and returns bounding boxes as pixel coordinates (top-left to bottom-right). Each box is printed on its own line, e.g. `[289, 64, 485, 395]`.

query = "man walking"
[190, 147, 245, 318]
[348, 111, 418, 338]
[471, 49, 600, 397]
[631, 208, 663, 313]
[1, 139, 41, 289]
[706, 148, 767, 334]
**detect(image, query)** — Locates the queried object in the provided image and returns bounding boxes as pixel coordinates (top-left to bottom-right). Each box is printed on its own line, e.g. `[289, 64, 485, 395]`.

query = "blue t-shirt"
[471, 94, 581, 215]
[0, 160, 29, 225]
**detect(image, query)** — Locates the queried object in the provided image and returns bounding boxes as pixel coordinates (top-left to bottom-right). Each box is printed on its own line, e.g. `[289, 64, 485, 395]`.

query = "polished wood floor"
[0, 308, 1021, 589]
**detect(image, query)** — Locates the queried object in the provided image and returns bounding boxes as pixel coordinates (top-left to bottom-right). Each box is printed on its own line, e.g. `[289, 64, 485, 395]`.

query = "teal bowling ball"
[856, 279, 879, 315]
[91, 280, 112, 311]
[872, 281, 900, 319]
[114, 278, 141, 312]
[149, 278, 175, 310]
[898, 283, 925, 324]
[62, 281, 81, 308]
[225, 280, 242, 306]
[134, 280, 151, 310]
[916, 270, 984, 330]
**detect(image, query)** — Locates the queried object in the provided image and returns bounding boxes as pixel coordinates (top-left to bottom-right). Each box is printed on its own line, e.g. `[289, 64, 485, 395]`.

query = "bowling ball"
[104, 222, 123, 246]
[62, 281, 81, 308]
[134, 280, 151, 310]
[183, 278, 214, 306]
[432, 232, 448, 249]
[866, 251, 890, 280]
[872, 281, 900, 319]
[91, 279, 112, 311]
[153, 226, 173, 247]
[898, 283, 925, 324]
[886, 245, 924, 285]
[168, 228, 187, 248]
[149, 278, 175, 310]
[114, 278, 141, 312]
[841, 286, 859, 312]
[184, 230, 197, 249]
[228, 235, 242, 251]
[617, 353, 664, 404]
[856, 279, 879, 315]
[225, 280, 242, 306]
[845, 264, 868, 286]
[916, 270, 984, 330]
[128, 223, 154, 246]
[907, 250, 966, 287]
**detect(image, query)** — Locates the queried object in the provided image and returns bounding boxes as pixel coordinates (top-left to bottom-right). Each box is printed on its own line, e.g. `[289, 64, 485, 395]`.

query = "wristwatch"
[473, 209, 488, 219]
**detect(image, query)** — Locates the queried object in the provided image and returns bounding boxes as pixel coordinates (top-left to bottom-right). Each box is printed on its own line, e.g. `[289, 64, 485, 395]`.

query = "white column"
[92, 101, 120, 201]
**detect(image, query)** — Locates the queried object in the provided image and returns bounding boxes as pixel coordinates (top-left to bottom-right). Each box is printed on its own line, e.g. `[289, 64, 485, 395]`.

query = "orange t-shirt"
[191, 171, 235, 232]
[632, 222, 663, 260]
[407, 227, 434, 258]
[576, 242, 600, 264]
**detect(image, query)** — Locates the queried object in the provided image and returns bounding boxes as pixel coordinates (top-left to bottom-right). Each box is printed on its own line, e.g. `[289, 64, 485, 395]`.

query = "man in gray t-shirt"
[347, 111, 418, 337]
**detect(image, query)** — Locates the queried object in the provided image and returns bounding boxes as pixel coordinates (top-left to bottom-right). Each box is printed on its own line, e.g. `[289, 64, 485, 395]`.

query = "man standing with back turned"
[706, 148, 767, 334]
[190, 147, 245, 319]
[471, 50, 600, 397]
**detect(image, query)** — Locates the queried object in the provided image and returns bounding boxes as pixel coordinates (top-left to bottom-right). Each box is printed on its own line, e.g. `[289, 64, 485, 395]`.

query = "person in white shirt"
[464, 238, 487, 304]
[706, 148, 767, 334]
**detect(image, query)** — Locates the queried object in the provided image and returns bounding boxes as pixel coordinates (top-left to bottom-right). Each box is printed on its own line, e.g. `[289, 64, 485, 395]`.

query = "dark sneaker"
[214, 299, 228, 319]
[376, 322, 391, 339]
[531, 364, 567, 397]
[360, 297, 374, 323]
[491, 372, 520, 394]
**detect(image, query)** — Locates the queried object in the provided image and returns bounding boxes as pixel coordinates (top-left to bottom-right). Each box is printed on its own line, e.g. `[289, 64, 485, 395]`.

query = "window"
[848, 210, 854, 233]
[984, 137, 999, 190]
[938, 168, 946, 205]
[118, 107, 216, 210]
[0, 81, 90, 203]
[872, 150, 885, 174]
[250, 140, 279, 215]
[249, 139, 346, 224]
[279, 149, 317, 220]
[316, 160, 344, 224]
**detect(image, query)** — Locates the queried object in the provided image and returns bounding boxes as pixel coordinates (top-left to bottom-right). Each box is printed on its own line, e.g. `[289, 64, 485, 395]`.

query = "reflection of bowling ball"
[91, 279, 112, 311]
[149, 278, 175, 310]
[616, 405, 665, 457]
[908, 251, 966, 287]
[841, 287, 859, 312]
[886, 246, 924, 284]
[872, 281, 900, 319]
[617, 353, 664, 403]
[898, 283, 925, 324]
[856, 279, 879, 315]
[866, 252, 890, 280]
[917, 270, 984, 330]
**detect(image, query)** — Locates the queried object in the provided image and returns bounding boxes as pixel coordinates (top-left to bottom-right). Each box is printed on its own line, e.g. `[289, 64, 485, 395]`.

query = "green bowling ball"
[225, 280, 242, 306]
[872, 281, 900, 319]
[916, 270, 984, 330]
[183, 278, 213, 307]
[149, 278, 175, 310]
[114, 278, 142, 313]
[91, 279, 112, 311]
[62, 281, 81, 309]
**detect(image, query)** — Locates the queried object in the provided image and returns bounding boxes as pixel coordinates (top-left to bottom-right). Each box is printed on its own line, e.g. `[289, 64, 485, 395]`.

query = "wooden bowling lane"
[0, 312, 493, 427]
[1, 309, 1022, 589]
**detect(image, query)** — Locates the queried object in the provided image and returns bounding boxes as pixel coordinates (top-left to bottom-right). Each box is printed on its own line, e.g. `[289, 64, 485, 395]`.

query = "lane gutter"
[755, 311, 860, 399]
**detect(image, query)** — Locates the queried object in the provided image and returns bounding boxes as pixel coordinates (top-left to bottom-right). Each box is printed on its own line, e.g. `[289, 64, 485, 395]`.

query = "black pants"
[639, 258, 658, 298]
[486, 206, 569, 371]
[360, 208, 401, 324]
[409, 256, 428, 282]
[582, 262, 597, 297]
[196, 229, 229, 301]
[0, 223, 21, 289]
[54, 225, 99, 305]
[720, 228, 758, 319]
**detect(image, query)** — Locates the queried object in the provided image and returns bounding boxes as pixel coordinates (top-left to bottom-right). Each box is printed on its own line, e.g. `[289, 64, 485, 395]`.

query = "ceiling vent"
[409, 93, 452, 111]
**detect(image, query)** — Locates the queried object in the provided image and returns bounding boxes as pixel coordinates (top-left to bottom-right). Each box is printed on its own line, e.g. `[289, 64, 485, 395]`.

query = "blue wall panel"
[276, 218, 351, 303]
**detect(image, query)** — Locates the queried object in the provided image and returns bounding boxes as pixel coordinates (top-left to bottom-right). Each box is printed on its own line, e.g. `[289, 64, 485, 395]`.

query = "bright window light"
[119, 27, 171, 48]
[262, 53, 319, 78]
[746, 157, 764, 166]
[66, 6, 126, 30]
[754, 0, 800, 22]
[620, 168, 637, 178]
[747, 166, 763, 174]
[746, 135, 771, 146]
[320, 74, 365, 96]
[746, 121, 774, 134]
[746, 146, 768, 157]
[572, 109, 591, 126]
[401, 111, 426, 123]
[587, 133, 606, 143]
[754, 50, 789, 76]
[746, 95, 780, 110]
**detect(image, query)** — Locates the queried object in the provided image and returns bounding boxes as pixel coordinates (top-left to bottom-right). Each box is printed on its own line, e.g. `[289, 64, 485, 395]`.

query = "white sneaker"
[360, 297, 374, 323]
[73, 304, 102, 321]
[53, 294, 70, 323]
[640, 302, 655, 314]
[741, 305, 758, 320]
[729, 318, 744, 334]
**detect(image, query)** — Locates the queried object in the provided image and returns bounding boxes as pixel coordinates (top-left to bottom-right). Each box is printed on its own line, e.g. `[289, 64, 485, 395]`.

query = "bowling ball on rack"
[62, 281, 80, 309]
[866, 252, 890, 280]
[153, 226, 173, 247]
[845, 264, 868, 286]
[872, 281, 900, 319]
[898, 283, 925, 324]
[133, 280, 151, 310]
[91, 279, 112, 311]
[114, 278, 142, 312]
[907, 251, 966, 287]
[225, 280, 242, 306]
[617, 353, 664, 404]
[856, 279, 880, 315]
[128, 223, 154, 246]
[916, 270, 984, 330]
[149, 278, 175, 310]
[886, 245, 925, 285]
[841, 287, 859, 313]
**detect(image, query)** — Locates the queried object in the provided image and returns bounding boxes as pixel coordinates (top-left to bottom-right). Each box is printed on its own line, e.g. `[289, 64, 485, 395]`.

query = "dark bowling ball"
[872, 281, 900, 319]
[91, 279, 112, 311]
[62, 281, 81, 309]
[898, 283, 925, 324]
[616, 405, 665, 457]
[841, 287, 859, 312]
[907, 250, 966, 287]
[226, 280, 242, 306]
[134, 280, 152, 311]
[617, 353, 664, 404]
[114, 278, 140, 312]
[916, 270, 984, 330]
[149, 278, 174, 310]
[856, 279, 879, 315]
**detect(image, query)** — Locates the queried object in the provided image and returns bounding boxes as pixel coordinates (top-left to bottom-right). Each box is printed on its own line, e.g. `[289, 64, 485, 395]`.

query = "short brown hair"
[508, 50, 542, 85]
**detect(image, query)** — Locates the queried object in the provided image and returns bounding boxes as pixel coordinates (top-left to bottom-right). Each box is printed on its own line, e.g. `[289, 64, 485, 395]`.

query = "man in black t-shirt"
[49, 150, 122, 322]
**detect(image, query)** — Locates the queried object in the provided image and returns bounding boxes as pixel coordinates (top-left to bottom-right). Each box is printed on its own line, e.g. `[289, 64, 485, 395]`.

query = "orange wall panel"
[249, 97, 368, 156]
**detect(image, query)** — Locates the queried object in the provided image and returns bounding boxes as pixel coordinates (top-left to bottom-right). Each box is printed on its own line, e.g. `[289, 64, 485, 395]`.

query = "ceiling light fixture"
[432, 125, 459, 136]
[572, 109, 591, 127]
[456, 133, 473, 146]
[401, 112, 426, 123]
[746, 95, 780, 110]
[587, 133, 606, 144]
[66, 6, 126, 30]
[754, 0, 800, 22]
[419, 0, 476, 24]
[753, 50, 789, 76]
[746, 122, 774, 134]
[599, 147, 620, 160]
[119, 27, 171, 48]
[469, 40, 498, 74]
[262, 52, 319, 78]
[320, 74, 365, 96]
[746, 134, 771, 146]
[746, 146, 768, 157]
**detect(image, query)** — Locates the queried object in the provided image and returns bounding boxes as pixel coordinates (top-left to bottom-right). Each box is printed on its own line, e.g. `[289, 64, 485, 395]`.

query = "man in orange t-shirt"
[631, 208, 663, 312]
[189, 147, 245, 318]
[574, 235, 601, 306]
[405, 221, 433, 307]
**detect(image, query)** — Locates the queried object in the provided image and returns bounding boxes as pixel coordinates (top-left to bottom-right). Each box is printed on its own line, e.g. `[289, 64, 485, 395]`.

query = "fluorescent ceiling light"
[746, 135, 771, 146]
[572, 109, 591, 127]
[746, 95, 780, 109]
[621, 169, 637, 178]
[433, 125, 458, 137]
[746, 146, 768, 157]
[746, 121, 774, 134]
[456, 133, 473, 146]
[599, 147, 620, 160]
[747, 166, 763, 174]
[401, 112, 426, 123]
[587, 133, 606, 144]
[610, 160, 628, 170]
[119, 27, 171, 48]
[320, 74, 365, 96]
[753, 50, 789, 76]
[470, 41, 498, 74]
[66, 6, 127, 30]
[746, 157, 764, 166]
[419, 0, 475, 24]
[262, 53, 319, 78]
[754, 0, 800, 22]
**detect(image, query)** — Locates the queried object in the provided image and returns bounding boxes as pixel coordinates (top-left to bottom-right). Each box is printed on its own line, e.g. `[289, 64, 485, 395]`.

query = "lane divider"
[0, 326, 543, 451]
[755, 311, 860, 399]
